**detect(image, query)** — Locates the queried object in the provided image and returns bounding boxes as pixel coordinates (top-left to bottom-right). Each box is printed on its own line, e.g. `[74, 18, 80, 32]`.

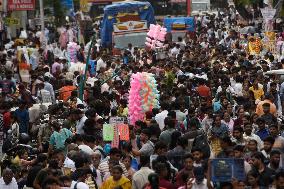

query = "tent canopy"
[100, 1, 155, 47]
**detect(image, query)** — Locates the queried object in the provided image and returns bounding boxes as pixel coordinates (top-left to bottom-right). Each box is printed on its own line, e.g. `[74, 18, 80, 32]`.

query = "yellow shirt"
[101, 176, 131, 189]
[249, 86, 264, 100]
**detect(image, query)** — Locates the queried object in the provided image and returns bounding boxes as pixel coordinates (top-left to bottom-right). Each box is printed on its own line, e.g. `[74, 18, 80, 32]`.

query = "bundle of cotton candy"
[128, 73, 144, 125]
[128, 72, 160, 125]
[145, 24, 167, 50]
[67, 42, 80, 63]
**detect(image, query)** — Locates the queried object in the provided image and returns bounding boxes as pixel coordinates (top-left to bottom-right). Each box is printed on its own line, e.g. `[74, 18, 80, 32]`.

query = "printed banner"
[211, 158, 245, 182]
[111, 124, 119, 148]
[260, 8, 276, 21]
[113, 21, 147, 33]
[80, 0, 89, 12]
[109, 116, 125, 125]
[4, 17, 20, 26]
[8, 0, 35, 11]
[118, 124, 130, 141]
[103, 124, 114, 141]
[164, 17, 195, 32]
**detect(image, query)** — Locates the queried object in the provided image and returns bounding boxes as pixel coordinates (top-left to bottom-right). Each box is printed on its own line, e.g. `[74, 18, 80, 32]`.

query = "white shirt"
[216, 85, 235, 94]
[155, 110, 168, 130]
[232, 82, 243, 97]
[70, 181, 89, 189]
[191, 178, 212, 189]
[96, 58, 106, 72]
[243, 133, 263, 150]
[132, 167, 154, 189]
[76, 115, 87, 134]
[170, 47, 180, 57]
[175, 110, 187, 122]
[101, 83, 110, 94]
[0, 177, 18, 189]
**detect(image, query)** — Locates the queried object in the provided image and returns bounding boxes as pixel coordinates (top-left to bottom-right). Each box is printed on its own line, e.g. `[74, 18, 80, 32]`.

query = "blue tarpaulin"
[164, 17, 195, 32]
[101, 1, 155, 47]
[61, 0, 74, 15]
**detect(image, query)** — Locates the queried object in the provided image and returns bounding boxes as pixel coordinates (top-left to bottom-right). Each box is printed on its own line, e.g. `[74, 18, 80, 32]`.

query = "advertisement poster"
[211, 158, 245, 182]
[8, 0, 35, 11]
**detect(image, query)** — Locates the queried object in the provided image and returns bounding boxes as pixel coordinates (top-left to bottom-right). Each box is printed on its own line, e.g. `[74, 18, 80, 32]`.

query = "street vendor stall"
[100, 0, 155, 48]
[163, 17, 195, 42]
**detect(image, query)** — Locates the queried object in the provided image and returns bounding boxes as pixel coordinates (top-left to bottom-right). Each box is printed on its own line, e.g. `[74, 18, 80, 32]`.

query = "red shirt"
[159, 178, 176, 189]
[196, 85, 210, 97]
[3, 111, 11, 130]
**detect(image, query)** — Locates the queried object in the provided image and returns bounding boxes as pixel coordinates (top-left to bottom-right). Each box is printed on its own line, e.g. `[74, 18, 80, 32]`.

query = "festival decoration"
[263, 31, 276, 53]
[145, 24, 167, 49]
[67, 42, 80, 63]
[111, 124, 119, 148]
[248, 36, 262, 55]
[128, 72, 160, 125]
[277, 37, 284, 61]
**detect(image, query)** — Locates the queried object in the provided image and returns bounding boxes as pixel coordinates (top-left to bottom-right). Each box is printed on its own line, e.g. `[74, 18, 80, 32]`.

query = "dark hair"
[176, 136, 188, 148]
[141, 128, 151, 138]
[269, 124, 278, 129]
[270, 150, 281, 157]
[263, 136, 275, 144]
[59, 175, 72, 184]
[121, 142, 132, 152]
[248, 139, 258, 145]
[275, 170, 284, 181]
[112, 165, 123, 173]
[48, 159, 59, 169]
[42, 177, 61, 189]
[233, 145, 245, 152]
[168, 110, 177, 119]
[262, 102, 271, 108]
[109, 148, 121, 156]
[191, 147, 202, 153]
[154, 141, 167, 153]
[233, 126, 244, 133]
[140, 156, 150, 167]
[154, 162, 167, 174]
[251, 152, 265, 163]
[164, 117, 175, 129]
[184, 153, 194, 161]
[85, 109, 96, 118]
[247, 170, 260, 179]
[148, 173, 160, 189]
[135, 120, 147, 130]
[122, 154, 132, 162]
[76, 167, 93, 178]
[36, 153, 48, 164]
[50, 121, 61, 131]
[189, 117, 201, 128]
[160, 101, 169, 111]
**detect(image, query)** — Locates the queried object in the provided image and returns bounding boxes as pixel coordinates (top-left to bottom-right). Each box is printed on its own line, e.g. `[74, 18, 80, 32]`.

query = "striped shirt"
[98, 160, 128, 180]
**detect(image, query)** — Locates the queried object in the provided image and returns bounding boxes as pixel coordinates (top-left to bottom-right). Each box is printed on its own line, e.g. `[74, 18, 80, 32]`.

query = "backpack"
[192, 132, 210, 159]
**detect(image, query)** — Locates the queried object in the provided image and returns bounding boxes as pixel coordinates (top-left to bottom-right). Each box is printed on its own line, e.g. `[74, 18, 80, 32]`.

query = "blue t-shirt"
[15, 108, 29, 133]
[50, 128, 72, 150]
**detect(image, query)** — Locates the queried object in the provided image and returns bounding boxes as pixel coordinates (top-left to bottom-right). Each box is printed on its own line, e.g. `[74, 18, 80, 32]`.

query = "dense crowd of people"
[1, 6, 284, 189]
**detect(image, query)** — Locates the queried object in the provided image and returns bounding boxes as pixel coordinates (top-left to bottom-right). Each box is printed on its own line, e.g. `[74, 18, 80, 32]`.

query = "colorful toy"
[67, 42, 80, 63]
[128, 72, 160, 125]
[145, 24, 167, 49]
